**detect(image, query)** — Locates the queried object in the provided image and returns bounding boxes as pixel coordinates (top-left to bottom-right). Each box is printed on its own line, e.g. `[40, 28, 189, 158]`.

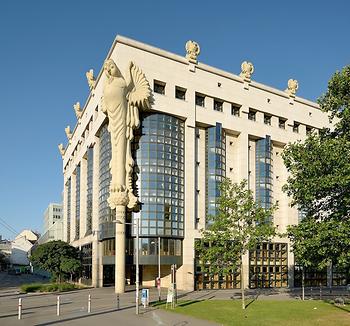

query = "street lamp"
[114, 217, 140, 315]
[151, 237, 161, 301]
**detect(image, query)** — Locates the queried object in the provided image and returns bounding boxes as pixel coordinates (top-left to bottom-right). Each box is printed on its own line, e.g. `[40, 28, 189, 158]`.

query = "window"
[175, 86, 186, 100]
[306, 126, 313, 136]
[231, 104, 240, 117]
[154, 80, 165, 94]
[293, 122, 300, 133]
[264, 114, 272, 125]
[214, 99, 223, 112]
[248, 109, 256, 121]
[195, 93, 205, 107]
[279, 118, 286, 129]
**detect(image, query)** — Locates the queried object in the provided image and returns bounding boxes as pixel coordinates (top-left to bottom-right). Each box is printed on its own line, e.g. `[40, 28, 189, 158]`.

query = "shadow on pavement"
[0, 311, 34, 319]
[34, 305, 135, 325]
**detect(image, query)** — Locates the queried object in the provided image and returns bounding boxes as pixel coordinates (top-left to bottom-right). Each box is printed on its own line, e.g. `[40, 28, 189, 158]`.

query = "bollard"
[18, 298, 22, 320]
[116, 294, 120, 310]
[57, 296, 60, 316]
[88, 294, 91, 313]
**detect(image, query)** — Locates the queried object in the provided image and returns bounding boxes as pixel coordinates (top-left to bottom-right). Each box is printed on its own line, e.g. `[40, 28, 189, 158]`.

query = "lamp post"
[114, 217, 140, 315]
[151, 237, 161, 301]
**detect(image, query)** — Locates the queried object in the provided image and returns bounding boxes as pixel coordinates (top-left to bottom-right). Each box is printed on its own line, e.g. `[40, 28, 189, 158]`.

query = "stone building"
[59, 35, 333, 291]
[37, 203, 63, 244]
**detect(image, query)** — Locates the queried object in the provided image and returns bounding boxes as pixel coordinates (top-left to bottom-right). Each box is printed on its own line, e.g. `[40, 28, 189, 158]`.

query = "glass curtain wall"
[75, 164, 81, 240]
[205, 123, 226, 228]
[255, 136, 273, 211]
[66, 178, 71, 243]
[81, 243, 92, 285]
[133, 113, 184, 264]
[86, 147, 93, 236]
[99, 124, 113, 239]
[249, 242, 288, 288]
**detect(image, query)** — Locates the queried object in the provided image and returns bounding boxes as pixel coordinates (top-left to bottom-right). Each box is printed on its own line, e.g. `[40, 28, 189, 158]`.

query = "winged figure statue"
[102, 59, 151, 209]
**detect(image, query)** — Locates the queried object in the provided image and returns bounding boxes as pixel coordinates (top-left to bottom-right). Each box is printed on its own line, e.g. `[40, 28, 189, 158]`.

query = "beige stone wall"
[60, 36, 332, 291]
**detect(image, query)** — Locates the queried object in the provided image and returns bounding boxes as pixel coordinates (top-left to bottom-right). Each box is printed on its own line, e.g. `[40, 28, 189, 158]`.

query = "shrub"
[20, 283, 45, 293]
[20, 282, 79, 293]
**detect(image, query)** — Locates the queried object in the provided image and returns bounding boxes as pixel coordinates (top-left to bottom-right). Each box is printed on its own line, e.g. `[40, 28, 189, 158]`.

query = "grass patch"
[20, 282, 80, 293]
[159, 299, 350, 326]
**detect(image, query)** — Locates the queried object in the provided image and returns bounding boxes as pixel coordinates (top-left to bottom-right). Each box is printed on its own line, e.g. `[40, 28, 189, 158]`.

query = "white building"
[10, 230, 39, 266]
[59, 36, 334, 290]
[37, 203, 63, 244]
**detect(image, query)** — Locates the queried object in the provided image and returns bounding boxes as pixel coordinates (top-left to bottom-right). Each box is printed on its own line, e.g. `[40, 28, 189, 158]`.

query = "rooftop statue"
[58, 143, 65, 155]
[86, 69, 96, 90]
[73, 102, 82, 119]
[185, 40, 200, 63]
[240, 61, 254, 81]
[102, 59, 151, 209]
[286, 79, 299, 97]
[65, 126, 72, 140]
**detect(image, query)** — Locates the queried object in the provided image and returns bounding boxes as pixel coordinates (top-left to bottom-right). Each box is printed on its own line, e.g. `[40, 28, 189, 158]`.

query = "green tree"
[283, 66, 350, 284]
[61, 257, 82, 282]
[30, 241, 82, 282]
[0, 251, 10, 270]
[196, 178, 276, 309]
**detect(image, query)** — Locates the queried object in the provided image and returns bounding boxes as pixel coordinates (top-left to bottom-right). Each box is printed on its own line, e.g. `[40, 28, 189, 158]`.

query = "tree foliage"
[30, 241, 82, 282]
[196, 178, 276, 308]
[283, 65, 350, 270]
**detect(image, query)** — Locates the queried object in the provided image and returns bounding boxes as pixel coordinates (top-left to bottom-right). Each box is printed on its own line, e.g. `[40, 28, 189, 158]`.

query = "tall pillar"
[115, 205, 126, 294]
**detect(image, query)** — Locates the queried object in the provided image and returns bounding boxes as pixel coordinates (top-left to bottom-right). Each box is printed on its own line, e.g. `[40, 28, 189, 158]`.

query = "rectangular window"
[214, 99, 223, 112]
[306, 126, 312, 136]
[293, 122, 300, 133]
[279, 118, 286, 129]
[231, 104, 240, 117]
[175, 86, 186, 100]
[264, 114, 272, 125]
[248, 108, 256, 121]
[154, 80, 165, 95]
[195, 93, 205, 107]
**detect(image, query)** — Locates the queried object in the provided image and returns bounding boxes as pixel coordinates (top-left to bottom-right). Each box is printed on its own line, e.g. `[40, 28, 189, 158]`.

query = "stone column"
[178, 110, 196, 291]
[115, 205, 126, 294]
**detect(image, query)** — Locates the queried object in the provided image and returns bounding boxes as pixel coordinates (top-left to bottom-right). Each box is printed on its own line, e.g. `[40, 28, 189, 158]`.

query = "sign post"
[141, 289, 149, 308]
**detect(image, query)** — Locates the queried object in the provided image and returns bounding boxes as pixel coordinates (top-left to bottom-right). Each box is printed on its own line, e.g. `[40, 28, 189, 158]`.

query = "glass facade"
[81, 243, 92, 285]
[205, 123, 226, 227]
[195, 240, 240, 290]
[99, 124, 113, 239]
[86, 147, 93, 236]
[294, 265, 327, 287]
[255, 136, 273, 210]
[249, 242, 288, 288]
[75, 164, 81, 240]
[133, 113, 185, 238]
[66, 178, 71, 243]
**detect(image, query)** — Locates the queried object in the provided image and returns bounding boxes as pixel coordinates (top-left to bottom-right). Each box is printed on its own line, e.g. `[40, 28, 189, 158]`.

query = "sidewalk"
[0, 287, 219, 326]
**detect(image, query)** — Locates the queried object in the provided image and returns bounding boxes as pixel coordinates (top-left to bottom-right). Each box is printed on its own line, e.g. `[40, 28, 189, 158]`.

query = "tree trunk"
[329, 261, 333, 294]
[241, 261, 245, 309]
[302, 267, 305, 301]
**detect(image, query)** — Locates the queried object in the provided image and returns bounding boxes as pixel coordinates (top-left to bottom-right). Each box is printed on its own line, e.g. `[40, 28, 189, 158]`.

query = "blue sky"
[0, 1, 349, 239]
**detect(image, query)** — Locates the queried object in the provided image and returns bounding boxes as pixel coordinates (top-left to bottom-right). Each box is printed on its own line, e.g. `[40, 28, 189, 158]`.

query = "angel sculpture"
[102, 59, 151, 209]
